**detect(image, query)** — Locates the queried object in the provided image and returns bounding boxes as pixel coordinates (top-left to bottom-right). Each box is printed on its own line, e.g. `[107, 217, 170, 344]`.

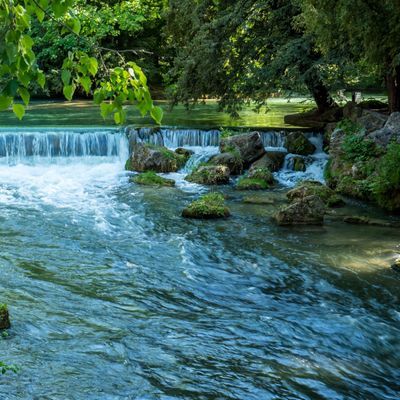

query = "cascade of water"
[162, 129, 220, 148]
[260, 131, 286, 150]
[0, 129, 128, 164]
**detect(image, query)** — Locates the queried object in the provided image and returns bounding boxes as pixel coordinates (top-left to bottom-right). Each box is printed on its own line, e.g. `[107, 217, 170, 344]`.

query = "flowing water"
[0, 128, 399, 400]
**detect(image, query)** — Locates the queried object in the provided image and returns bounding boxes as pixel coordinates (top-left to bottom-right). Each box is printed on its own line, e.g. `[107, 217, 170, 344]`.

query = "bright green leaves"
[12, 104, 25, 120]
[93, 62, 162, 125]
[0, 97, 13, 112]
[18, 88, 30, 106]
[63, 85, 76, 101]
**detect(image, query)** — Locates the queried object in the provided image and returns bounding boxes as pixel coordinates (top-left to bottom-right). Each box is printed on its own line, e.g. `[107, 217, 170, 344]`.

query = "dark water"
[0, 131, 399, 400]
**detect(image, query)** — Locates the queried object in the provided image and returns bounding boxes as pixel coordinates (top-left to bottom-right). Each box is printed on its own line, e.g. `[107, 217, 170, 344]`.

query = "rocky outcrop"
[220, 132, 265, 168]
[182, 192, 230, 219]
[287, 181, 344, 207]
[285, 155, 307, 172]
[185, 165, 230, 185]
[126, 143, 189, 173]
[0, 304, 10, 330]
[273, 195, 326, 226]
[249, 151, 286, 172]
[208, 152, 243, 175]
[367, 112, 400, 148]
[131, 171, 175, 187]
[236, 167, 274, 191]
[285, 132, 316, 156]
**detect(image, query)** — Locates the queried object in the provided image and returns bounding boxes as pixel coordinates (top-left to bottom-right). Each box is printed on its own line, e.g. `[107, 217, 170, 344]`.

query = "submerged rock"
[131, 171, 175, 187]
[185, 165, 230, 185]
[285, 132, 316, 156]
[182, 192, 230, 219]
[243, 195, 275, 205]
[249, 151, 286, 172]
[273, 195, 326, 226]
[220, 132, 265, 167]
[287, 181, 344, 207]
[0, 304, 10, 330]
[126, 143, 189, 173]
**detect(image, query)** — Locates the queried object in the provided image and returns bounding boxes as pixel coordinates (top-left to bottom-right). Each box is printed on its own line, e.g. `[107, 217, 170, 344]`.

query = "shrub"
[341, 135, 381, 163]
[370, 143, 400, 210]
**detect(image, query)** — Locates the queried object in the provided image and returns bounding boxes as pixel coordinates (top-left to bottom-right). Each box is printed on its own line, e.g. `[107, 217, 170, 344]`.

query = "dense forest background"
[1, 0, 400, 121]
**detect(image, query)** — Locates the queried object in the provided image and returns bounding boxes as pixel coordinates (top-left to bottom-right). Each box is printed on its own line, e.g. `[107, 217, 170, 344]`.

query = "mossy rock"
[287, 181, 344, 207]
[208, 152, 243, 175]
[0, 304, 10, 330]
[285, 132, 316, 156]
[247, 167, 274, 184]
[131, 171, 175, 187]
[243, 195, 275, 205]
[236, 177, 269, 191]
[185, 165, 230, 185]
[336, 176, 371, 201]
[175, 148, 194, 158]
[182, 192, 230, 219]
[126, 143, 189, 173]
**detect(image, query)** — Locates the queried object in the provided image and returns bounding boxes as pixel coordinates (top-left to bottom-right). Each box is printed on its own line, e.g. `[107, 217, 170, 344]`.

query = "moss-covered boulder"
[285, 132, 316, 156]
[182, 193, 230, 219]
[287, 181, 344, 207]
[273, 195, 326, 226]
[185, 165, 230, 185]
[236, 168, 274, 191]
[0, 304, 10, 330]
[175, 148, 194, 158]
[249, 151, 286, 172]
[220, 132, 265, 167]
[131, 171, 175, 187]
[208, 152, 243, 175]
[126, 143, 189, 173]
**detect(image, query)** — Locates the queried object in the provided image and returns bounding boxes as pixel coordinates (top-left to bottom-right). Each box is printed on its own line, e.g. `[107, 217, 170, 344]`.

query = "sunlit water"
[0, 129, 399, 400]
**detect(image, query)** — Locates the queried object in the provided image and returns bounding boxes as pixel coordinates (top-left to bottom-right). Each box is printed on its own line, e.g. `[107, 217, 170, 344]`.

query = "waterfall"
[0, 128, 129, 164]
[260, 131, 286, 150]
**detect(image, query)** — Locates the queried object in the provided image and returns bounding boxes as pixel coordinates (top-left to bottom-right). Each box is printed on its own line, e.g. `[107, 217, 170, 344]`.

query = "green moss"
[248, 167, 274, 183]
[185, 165, 229, 185]
[236, 177, 269, 190]
[182, 192, 230, 219]
[370, 143, 400, 211]
[145, 143, 188, 166]
[125, 157, 133, 171]
[341, 134, 382, 163]
[131, 171, 175, 187]
[0, 304, 7, 316]
[336, 176, 371, 200]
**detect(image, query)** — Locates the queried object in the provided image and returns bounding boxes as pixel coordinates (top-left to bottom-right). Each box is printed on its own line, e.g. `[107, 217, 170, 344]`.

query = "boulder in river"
[273, 195, 326, 226]
[285, 132, 316, 156]
[182, 192, 230, 219]
[126, 143, 189, 173]
[220, 132, 265, 167]
[131, 171, 175, 187]
[185, 165, 230, 185]
[175, 148, 194, 158]
[249, 151, 286, 172]
[0, 304, 10, 330]
[208, 152, 243, 175]
[236, 168, 274, 191]
[287, 181, 344, 207]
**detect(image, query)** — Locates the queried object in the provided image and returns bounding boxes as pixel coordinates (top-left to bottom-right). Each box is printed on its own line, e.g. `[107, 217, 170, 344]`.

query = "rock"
[343, 216, 370, 225]
[391, 258, 400, 272]
[343, 102, 363, 121]
[236, 167, 274, 191]
[287, 181, 344, 207]
[208, 152, 243, 175]
[131, 171, 175, 187]
[285, 132, 316, 156]
[383, 112, 400, 133]
[359, 100, 388, 110]
[343, 216, 394, 228]
[284, 107, 343, 129]
[272, 195, 326, 226]
[0, 304, 10, 330]
[126, 143, 189, 173]
[175, 148, 194, 158]
[249, 151, 286, 172]
[185, 165, 230, 185]
[220, 132, 265, 167]
[367, 112, 400, 148]
[182, 192, 230, 219]
[286, 155, 307, 172]
[357, 110, 388, 133]
[243, 195, 275, 205]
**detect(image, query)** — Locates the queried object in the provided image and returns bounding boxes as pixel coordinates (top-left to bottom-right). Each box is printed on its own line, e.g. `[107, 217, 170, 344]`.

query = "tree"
[0, 0, 163, 123]
[301, 0, 400, 112]
[166, 0, 336, 115]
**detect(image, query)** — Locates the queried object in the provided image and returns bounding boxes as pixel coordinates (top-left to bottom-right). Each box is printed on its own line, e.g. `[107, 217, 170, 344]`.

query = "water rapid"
[0, 127, 398, 400]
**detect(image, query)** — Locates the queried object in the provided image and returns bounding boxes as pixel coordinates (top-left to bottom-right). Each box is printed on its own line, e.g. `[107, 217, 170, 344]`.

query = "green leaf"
[63, 85, 75, 101]
[37, 71, 45, 89]
[18, 87, 30, 106]
[0, 96, 13, 111]
[88, 58, 98, 77]
[100, 102, 111, 119]
[79, 76, 91, 94]
[61, 70, 71, 86]
[12, 104, 25, 120]
[150, 106, 163, 125]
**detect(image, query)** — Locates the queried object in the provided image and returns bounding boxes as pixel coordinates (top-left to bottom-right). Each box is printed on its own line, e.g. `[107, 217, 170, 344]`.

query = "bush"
[370, 143, 400, 210]
[341, 134, 381, 163]
[336, 119, 363, 136]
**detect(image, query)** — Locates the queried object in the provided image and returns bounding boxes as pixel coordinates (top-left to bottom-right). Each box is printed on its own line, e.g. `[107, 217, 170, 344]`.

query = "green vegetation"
[342, 135, 381, 163]
[182, 193, 230, 219]
[236, 178, 269, 191]
[370, 143, 400, 210]
[131, 171, 175, 187]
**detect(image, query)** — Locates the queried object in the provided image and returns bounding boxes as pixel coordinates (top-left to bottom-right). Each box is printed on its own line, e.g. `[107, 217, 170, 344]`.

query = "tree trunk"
[305, 75, 337, 113]
[387, 66, 400, 113]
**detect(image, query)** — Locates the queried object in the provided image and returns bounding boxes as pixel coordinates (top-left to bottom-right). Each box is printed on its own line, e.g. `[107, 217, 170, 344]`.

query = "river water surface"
[0, 128, 399, 400]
